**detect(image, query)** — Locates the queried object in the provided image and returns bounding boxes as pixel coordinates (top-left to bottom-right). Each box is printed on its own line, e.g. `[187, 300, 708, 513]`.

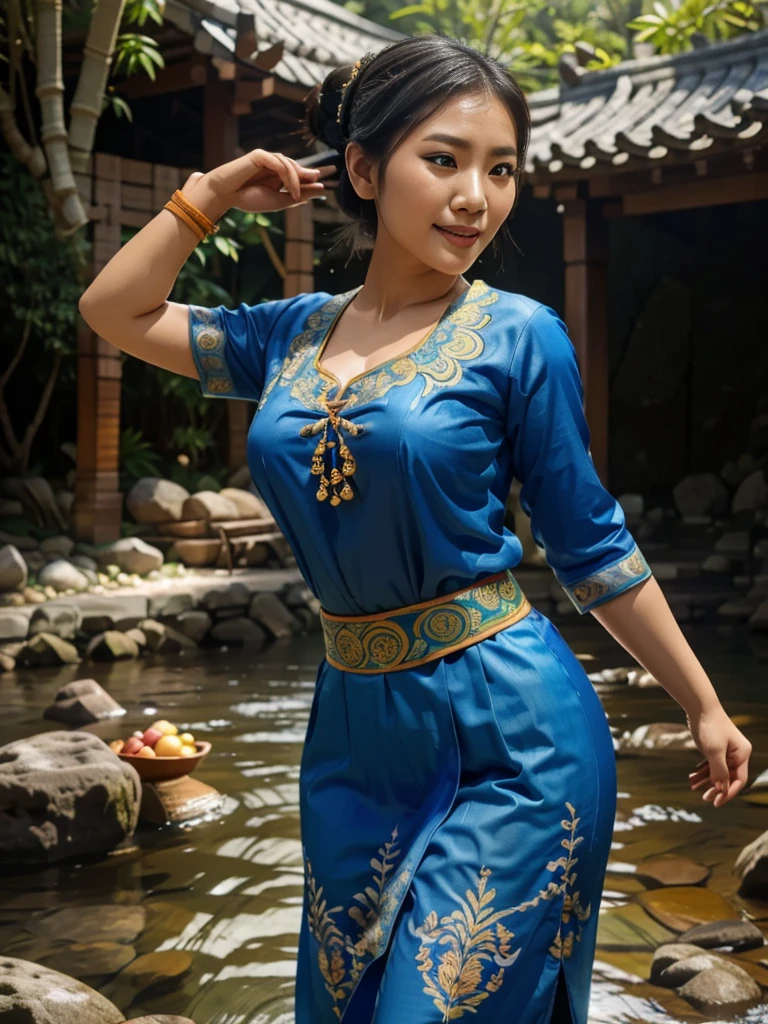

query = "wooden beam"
[284, 204, 314, 297]
[623, 170, 768, 216]
[119, 57, 207, 98]
[562, 198, 609, 485]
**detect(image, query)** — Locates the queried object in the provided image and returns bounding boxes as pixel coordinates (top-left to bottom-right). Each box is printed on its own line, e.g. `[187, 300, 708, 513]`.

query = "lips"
[433, 224, 481, 248]
[435, 225, 480, 238]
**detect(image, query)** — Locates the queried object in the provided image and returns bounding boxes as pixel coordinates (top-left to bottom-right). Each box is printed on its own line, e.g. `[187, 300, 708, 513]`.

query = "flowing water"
[0, 621, 767, 1023]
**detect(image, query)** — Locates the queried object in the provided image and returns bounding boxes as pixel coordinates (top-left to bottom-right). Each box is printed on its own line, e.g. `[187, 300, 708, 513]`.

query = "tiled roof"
[165, 0, 405, 89]
[526, 29, 768, 177]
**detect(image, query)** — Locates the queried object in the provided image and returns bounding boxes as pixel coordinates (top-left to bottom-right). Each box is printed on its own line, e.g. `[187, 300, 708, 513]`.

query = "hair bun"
[304, 65, 353, 153]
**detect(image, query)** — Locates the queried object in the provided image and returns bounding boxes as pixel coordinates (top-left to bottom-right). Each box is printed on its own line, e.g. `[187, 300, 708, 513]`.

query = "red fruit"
[142, 727, 164, 749]
[122, 737, 143, 756]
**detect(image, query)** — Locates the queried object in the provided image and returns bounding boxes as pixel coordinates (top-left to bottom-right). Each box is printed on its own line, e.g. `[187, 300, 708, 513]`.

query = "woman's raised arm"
[77, 151, 333, 378]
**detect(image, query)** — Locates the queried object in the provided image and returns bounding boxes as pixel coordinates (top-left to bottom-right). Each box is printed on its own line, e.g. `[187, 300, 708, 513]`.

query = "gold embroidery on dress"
[565, 546, 651, 613]
[254, 281, 500, 507]
[414, 801, 591, 1020]
[305, 825, 410, 1019]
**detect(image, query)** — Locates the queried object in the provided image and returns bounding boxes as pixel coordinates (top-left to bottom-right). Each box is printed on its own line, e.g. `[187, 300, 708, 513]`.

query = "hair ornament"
[335, 51, 377, 131]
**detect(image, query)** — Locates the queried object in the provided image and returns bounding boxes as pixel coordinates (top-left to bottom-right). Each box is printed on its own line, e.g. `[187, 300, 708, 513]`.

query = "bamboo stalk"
[34, 0, 88, 233]
[258, 224, 286, 279]
[0, 84, 47, 176]
[68, 0, 127, 173]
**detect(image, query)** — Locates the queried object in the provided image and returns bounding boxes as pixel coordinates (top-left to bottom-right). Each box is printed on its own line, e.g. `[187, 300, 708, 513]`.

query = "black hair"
[303, 34, 531, 257]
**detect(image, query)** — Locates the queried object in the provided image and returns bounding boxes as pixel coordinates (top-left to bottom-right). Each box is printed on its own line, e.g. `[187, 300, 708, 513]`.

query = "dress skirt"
[295, 607, 617, 1024]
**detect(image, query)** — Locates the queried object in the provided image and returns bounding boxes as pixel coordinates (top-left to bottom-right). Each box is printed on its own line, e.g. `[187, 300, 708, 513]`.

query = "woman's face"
[348, 89, 519, 273]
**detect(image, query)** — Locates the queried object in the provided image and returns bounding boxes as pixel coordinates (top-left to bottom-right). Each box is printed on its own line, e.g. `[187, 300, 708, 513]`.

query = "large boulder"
[43, 679, 126, 727]
[95, 537, 163, 575]
[218, 487, 269, 518]
[38, 559, 89, 593]
[673, 473, 729, 518]
[126, 478, 189, 524]
[0, 731, 140, 865]
[0, 957, 124, 1023]
[182, 490, 240, 521]
[0, 544, 27, 592]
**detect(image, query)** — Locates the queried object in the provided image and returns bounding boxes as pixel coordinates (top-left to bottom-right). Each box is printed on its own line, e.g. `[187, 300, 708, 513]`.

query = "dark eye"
[425, 154, 456, 168]
[491, 163, 517, 177]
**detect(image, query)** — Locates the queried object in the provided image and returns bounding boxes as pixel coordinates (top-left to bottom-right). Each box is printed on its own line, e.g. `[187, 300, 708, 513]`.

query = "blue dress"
[189, 278, 652, 1024]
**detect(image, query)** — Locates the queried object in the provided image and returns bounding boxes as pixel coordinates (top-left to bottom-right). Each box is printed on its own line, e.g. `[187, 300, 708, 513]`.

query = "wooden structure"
[525, 30, 768, 483]
[72, 0, 403, 542]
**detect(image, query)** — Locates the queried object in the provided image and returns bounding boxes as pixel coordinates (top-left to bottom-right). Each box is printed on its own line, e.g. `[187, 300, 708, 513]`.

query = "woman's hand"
[182, 149, 337, 220]
[686, 703, 752, 808]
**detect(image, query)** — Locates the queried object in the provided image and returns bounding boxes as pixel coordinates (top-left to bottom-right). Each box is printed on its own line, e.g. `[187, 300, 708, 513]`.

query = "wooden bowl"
[118, 740, 212, 782]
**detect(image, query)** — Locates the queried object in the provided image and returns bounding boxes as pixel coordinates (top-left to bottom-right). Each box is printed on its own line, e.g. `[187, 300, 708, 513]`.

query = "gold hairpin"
[336, 59, 364, 125]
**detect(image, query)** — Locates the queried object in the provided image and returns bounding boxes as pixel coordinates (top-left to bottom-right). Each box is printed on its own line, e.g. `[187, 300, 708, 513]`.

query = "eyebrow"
[421, 132, 518, 158]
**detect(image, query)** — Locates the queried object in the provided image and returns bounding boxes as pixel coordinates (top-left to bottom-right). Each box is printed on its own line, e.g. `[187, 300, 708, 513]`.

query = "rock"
[0, 592, 25, 607]
[650, 942, 715, 984]
[659, 951, 731, 987]
[281, 581, 321, 614]
[126, 478, 190, 524]
[637, 889, 740, 933]
[136, 619, 196, 655]
[33, 904, 147, 946]
[124, 628, 147, 649]
[0, 612, 30, 642]
[175, 610, 212, 643]
[182, 490, 239, 521]
[218, 487, 269, 518]
[56, 489, 75, 519]
[17, 633, 80, 667]
[734, 828, 768, 898]
[0, 731, 140, 865]
[43, 679, 126, 726]
[248, 592, 300, 637]
[40, 535, 75, 557]
[0, 651, 15, 672]
[702, 553, 731, 573]
[718, 596, 762, 622]
[636, 855, 710, 889]
[0, 544, 27, 591]
[146, 592, 194, 618]
[95, 537, 164, 576]
[677, 917, 764, 952]
[0, 530, 37, 550]
[618, 722, 696, 752]
[201, 582, 250, 611]
[714, 531, 750, 555]
[23, 587, 46, 604]
[627, 668, 660, 687]
[29, 602, 82, 640]
[108, 950, 193, 999]
[733, 470, 768, 514]
[227, 464, 252, 489]
[86, 631, 141, 661]
[71, 554, 98, 571]
[140, 776, 223, 826]
[38, 941, 136, 981]
[81, 611, 118, 634]
[209, 616, 268, 647]
[173, 538, 222, 567]
[0, 957, 124, 1023]
[38, 559, 89, 593]
[673, 474, 729, 518]
[618, 493, 644, 525]
[120, 1017, 196, 1024]
[677, 964, 762, 1015]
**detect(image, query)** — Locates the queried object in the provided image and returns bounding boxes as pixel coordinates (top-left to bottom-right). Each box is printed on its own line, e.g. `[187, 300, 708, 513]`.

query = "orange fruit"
[137, 746, 157, 758]
[180, 744, 197, 757]
[179, 732, 195, 745]
[152, 720, 178, 736]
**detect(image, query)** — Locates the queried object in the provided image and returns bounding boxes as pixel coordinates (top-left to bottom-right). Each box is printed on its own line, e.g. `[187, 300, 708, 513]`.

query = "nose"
[451, 167, 487, 214]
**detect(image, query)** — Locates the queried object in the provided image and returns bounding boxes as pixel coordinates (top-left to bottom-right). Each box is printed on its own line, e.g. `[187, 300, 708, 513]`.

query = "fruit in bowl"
[109, 720, 211, 781]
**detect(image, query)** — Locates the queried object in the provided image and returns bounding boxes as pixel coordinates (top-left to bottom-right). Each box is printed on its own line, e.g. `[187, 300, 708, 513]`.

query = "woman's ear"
[345, 142, 377, 201]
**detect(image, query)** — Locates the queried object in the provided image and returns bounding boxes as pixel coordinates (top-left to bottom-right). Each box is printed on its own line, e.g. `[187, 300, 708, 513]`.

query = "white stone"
[38, 560, 89, 593]
[0, 544, 28, 592]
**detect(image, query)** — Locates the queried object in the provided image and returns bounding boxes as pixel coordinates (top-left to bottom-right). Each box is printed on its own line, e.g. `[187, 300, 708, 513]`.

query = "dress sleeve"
[188, 298, 290, 401]
[506, 303, 652, 614]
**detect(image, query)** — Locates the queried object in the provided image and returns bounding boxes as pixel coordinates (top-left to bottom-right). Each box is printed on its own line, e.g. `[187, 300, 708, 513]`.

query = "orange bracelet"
[163, 189, 221, 241]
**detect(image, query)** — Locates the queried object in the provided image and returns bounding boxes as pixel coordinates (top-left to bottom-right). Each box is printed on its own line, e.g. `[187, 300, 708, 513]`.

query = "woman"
[79, 34, 752, 1024]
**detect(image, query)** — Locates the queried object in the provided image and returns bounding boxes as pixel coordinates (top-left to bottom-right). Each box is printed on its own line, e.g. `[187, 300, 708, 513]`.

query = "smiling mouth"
[434, 225, 481, 239]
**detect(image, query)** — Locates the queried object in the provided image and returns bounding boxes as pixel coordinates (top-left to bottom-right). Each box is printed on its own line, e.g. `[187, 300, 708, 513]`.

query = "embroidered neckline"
[313, 278, 487, 401]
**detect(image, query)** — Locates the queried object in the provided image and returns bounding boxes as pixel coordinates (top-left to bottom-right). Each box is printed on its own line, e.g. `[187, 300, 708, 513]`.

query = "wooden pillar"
[203, 65, 249, 472]
[562, 196, 609, 484]
[283, 204, 314, 297]
[73, 153, 124, 543]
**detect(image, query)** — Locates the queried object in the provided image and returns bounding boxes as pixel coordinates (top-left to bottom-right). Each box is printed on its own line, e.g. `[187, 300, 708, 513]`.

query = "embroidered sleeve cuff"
[189, 305, 239, 398]
[560, 545, 652, 614]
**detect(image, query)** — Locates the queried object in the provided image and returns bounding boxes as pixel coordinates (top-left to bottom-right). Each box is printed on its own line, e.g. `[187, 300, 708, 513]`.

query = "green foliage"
[112, 32, 165, 81]
[627, 0, 765, 53]
[120, 426, 163, 486]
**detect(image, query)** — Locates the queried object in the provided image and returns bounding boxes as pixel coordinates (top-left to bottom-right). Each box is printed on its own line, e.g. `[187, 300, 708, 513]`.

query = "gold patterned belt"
[320, 569, 531, 674]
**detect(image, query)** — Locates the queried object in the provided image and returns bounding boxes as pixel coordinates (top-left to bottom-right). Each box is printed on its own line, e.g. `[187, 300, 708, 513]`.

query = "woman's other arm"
[78, 152, 332, 377]
[590, 577, 753, 808]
